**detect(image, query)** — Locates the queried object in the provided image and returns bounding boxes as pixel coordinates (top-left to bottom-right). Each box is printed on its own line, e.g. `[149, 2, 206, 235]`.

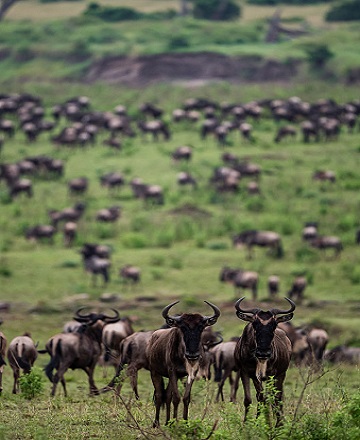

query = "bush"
[84, 3, 142, 22]
[167, 35, 190, 50]
[326, 0, 360, 22]
[193, 0, 241, 21]
[304, 43, 334, 69]
[19, 368, 44, 399]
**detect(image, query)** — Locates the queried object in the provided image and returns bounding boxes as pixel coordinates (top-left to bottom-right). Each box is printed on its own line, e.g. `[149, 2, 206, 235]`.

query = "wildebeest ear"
[165, 317, 178, 328]
[276, 313, 294, 323]
[205, 315, 219, 326]
[236, 311, 254, 322]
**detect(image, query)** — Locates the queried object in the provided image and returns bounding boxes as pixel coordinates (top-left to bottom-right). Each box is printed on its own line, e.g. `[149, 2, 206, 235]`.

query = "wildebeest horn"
[103, 308, 120, 323]
[74, 307, 92, 321]
[203, 301, 221, 325]
[162, 301, 181, 323]
[270, 297, 296, 315]
[235, 297, 260, 315]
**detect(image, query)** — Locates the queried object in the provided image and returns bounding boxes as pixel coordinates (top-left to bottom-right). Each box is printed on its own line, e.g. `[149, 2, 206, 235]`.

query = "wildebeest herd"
[0, 298, 358, 427]
[0, 92, 359, 427]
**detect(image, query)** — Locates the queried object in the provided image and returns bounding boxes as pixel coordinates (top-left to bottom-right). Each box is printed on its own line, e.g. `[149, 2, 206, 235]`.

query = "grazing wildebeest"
[7, 333, 38, 394]
[42, 308, 120, 397]
[309, 235, 343, 258]
[239, 122, 253, 142]
[95, 206, 121, 223]
[277, 322, 309, 366]
[146, 300, 220, 427]
[48, 202, 86, 227]
[177, 172, 197, 189]
[119, 265, 141, 284]
[8, 178, 33, 200]
[324, 345, 360, 365]
[232, 230, 284, 259]
[0, 327, 7, 395]
[312, 170, 336, 183]
[171, 146, 192, 162]
[102, 317, 134, 368]
[220, 266, 259, 301]
[287, 276, 307, 304]
[211, 340, 238, 402]
[25, 225, 56, 244]
[302, 222, 318, 241]
[137, 120, 170, 141]
[274, 125, 297, 143]
[130, 178, 164, 205]
[303, 327, 329, 367]
[267, 275, 280, 298]
[68, 177, 88, 195]
[234, 297, 295, 426]
[100, 172, 125, 192]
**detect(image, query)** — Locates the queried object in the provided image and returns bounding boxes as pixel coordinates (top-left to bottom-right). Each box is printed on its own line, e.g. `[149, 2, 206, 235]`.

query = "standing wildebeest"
[68, 177, 88, 195]
[177, 172, 197, 189]
[63, 222, 77, 247]
[324, 345, 360, 365]
[25, 225, 56, 244]
[232, 230, 284, 259]
[8, 178, 33, 200]
[274, 125, 297, 143]
[277, 322, 309, 365]
[95, 206, 121, 223]
[309, 235, 343, 258]
[287, 276, 307, 304]
[171, 146, 192, 163]
[220, 266, 259, 301]
[7, 333, 38, 394]
[102, 317, 134, 368]
[267, 275, 280, 298]
[42, 308, 120, 397]
[312, 170, 336, 183]
[211, 340, 238, 402]
[146, 300, 220, 427]
[119, 265, 141, 284]
[303, 327, 329, 367]
[80, 243, 111, 286]
[0, 327, 7, 395]
[234, 297, 295, 426]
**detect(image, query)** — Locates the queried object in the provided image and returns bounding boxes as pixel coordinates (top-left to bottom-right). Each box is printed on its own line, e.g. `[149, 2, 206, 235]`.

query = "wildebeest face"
[252, 312, 277, 360]
[177, 314, 207, 361]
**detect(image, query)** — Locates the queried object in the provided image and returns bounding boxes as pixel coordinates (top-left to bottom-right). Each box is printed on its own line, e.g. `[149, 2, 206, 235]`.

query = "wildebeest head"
[235, 297, 295, 360]
[162, 301, 220, 361]
[73, 307, 120, 326]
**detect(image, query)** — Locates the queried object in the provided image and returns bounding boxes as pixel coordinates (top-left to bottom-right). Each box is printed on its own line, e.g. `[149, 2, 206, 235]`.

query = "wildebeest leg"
[273, 374, 285, 427]
[127, 365, 140, 400]
[0, 365, 4, 394]
[230, 370, 240, 403]
[165, 381, 173, 424]
[216, 369, 230, 402]
[151, 371, 164, 428]
[12, 367, 20, 394]
[169, 375, 181, 422]
[253, 378, 266, 420]
[51, 370, 67, 397]
[240, 372, 252, 421]
[83, 366, 99, 395]
[182, 377, 195, 420]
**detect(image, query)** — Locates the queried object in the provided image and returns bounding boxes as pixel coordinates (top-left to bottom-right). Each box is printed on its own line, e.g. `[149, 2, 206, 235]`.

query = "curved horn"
[103, 308, 120, 323]
[162, 301, 181, 323]
[74, 307, 92, 320]
[203, 301, 221, 325]
[270, 297, 296, 315]
[234, 297, 260, 315]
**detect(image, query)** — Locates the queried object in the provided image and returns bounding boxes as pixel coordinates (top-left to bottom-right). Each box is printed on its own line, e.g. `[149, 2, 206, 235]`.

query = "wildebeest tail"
[44, 339, 61, 383]
[15, 343, 32, 372]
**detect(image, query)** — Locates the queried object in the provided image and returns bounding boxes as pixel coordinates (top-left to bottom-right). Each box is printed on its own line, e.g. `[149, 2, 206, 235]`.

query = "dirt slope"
[85, 52, 301, 86]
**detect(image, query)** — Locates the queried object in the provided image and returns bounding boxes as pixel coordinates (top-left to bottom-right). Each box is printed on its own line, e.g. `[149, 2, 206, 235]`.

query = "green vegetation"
[326, 0, 360, 21]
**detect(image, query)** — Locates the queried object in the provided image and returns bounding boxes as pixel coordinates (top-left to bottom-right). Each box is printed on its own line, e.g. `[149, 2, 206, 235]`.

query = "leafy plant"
[19, 368, 44, 400]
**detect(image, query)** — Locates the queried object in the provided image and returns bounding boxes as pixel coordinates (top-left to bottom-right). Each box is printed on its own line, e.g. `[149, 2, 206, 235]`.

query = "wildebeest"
[119, 265, 141, 284]
[95, 206, 121, 223]
[102, 317, 134, 367]
[277, 322, 309, 365]
[130, 178, 164, 205]
[177, 172, 197, 189]
[100, 172, 125, 192]
[137, 120, 170, 141]
[234, 297, 295, 426]
[309, 235, 343, 258]
[304, 327, 329, 366]
[146, 300, 220, 427]
[274, 125, 297, 143]
[312, 170, 336, 183]
[267, 275, 280, 298]
[210, 340, 238, 402]
[287, 276, 307, 304]
[42, 308, 120, 396]
[7, 333, 38, 394]
[103, 330, 154, 399]
[0, 327, 7, 395]
[67, 177, 88, 195]
[80, 243, 112, 285]
[8, 178, 33, 200]
[63, 222, 77, 247]
[302, 222, 318, 241]
[324, 345, 360, 365]
[25, 225, 56, 244]
[232, 230, 284, 259]
[220, 266, 259, 301]
[48, 202, 86, 227]
[171, 146, 192, 162]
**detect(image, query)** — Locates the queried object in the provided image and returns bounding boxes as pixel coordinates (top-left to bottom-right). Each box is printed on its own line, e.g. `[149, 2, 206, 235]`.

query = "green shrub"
[303, 43, 334, 69]
[193, 0, 241, 21]
[19, 368, 44, 399]
[122, 233, 148, 248]
[167, 35, 190, 50]
[326, 0, 360, 22]
[84, 3, 142, 22]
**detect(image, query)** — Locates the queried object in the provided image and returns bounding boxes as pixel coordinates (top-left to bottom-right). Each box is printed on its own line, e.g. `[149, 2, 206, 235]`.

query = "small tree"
[192, 0, 241, 21]
[304, 43, 334, 70]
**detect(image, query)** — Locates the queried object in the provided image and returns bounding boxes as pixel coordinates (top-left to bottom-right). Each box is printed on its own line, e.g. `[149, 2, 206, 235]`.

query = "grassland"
[0, 2, 359, 438]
